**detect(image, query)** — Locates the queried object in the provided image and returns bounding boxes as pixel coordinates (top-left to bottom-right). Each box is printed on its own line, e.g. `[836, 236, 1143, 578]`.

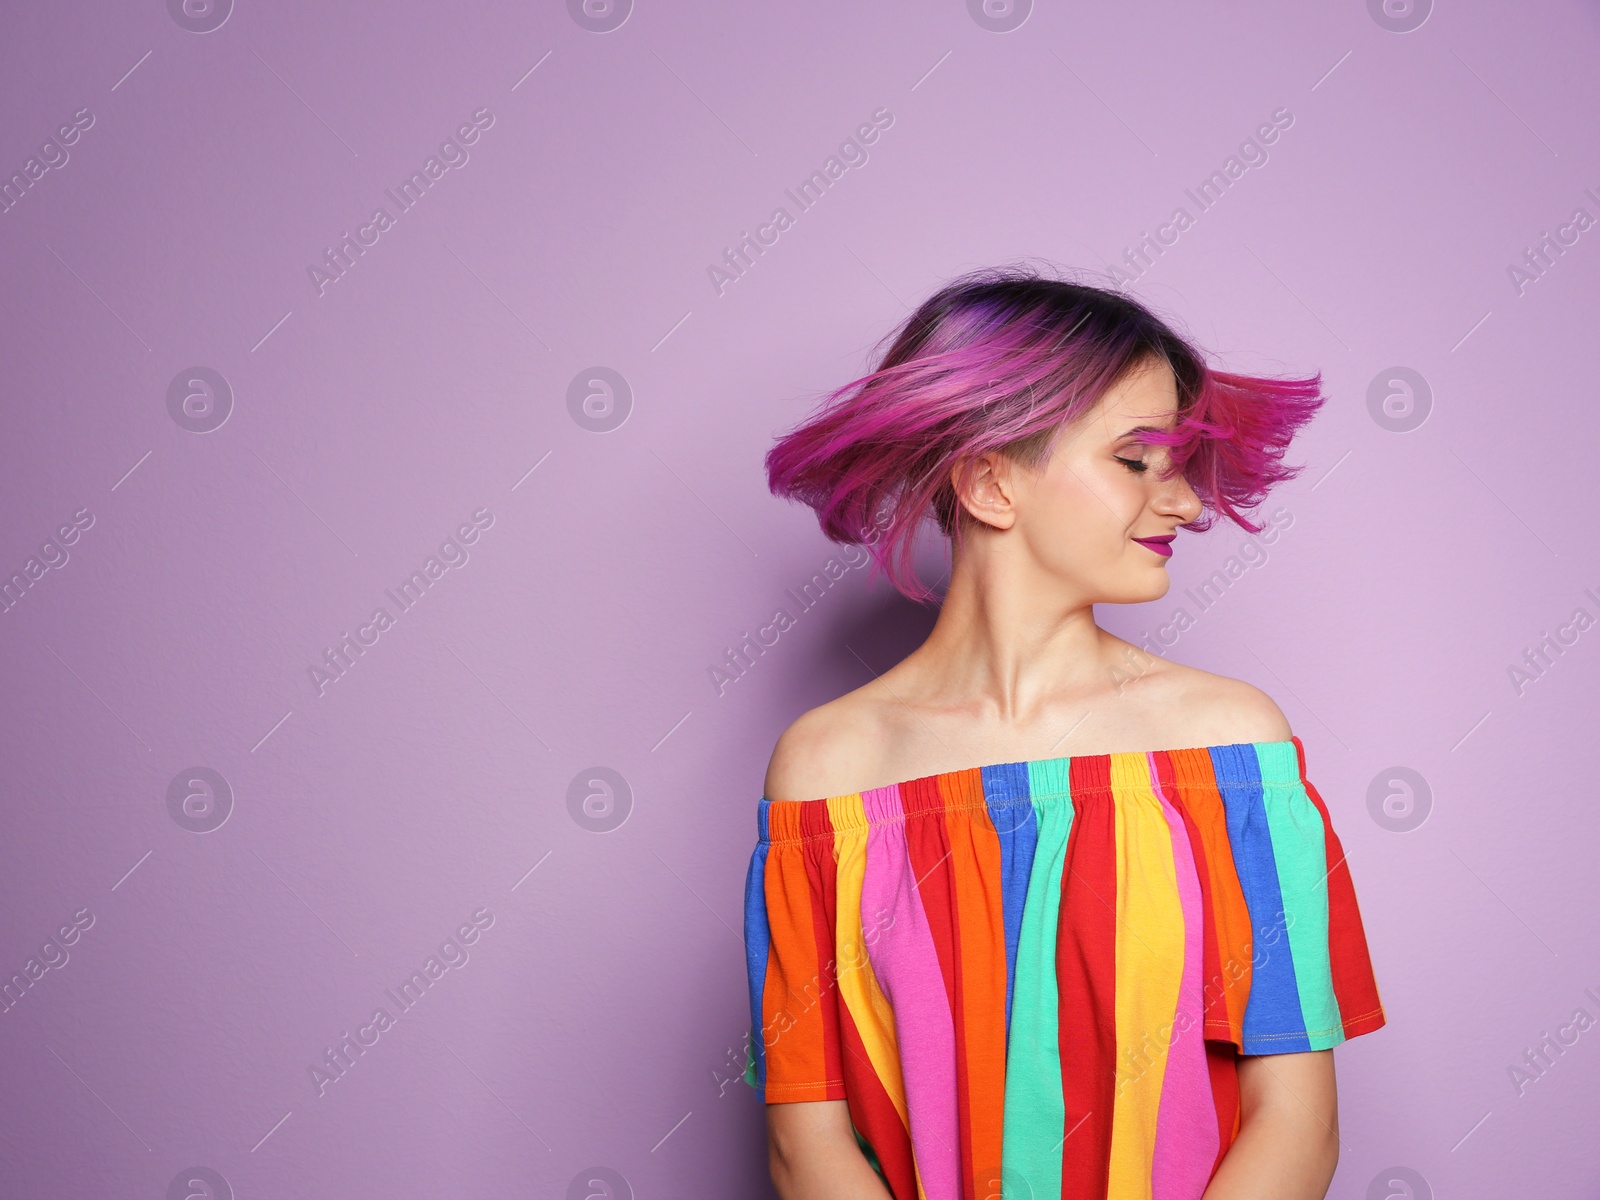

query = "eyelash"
[1114, 455, 1149, 474]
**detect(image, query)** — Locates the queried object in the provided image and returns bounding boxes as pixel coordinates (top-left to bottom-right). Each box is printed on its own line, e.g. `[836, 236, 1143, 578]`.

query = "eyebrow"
[1116, 423, 1173, 438]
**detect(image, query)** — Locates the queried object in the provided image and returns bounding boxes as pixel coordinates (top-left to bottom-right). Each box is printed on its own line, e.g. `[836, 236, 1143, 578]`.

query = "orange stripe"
[1154, 749, 1224, 1037]
[1167, 748, 1254, 1044]
[761, 840, 838, 1099]
[940, 771, 1009, 1200]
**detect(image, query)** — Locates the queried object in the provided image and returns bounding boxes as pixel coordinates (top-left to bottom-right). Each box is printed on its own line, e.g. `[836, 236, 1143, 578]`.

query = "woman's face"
[996, 356, 1204, 604]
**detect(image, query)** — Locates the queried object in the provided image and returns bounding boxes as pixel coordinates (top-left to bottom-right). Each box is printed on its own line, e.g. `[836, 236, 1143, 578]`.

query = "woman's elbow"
[767, 1122, 803, 1193]
[764, 1099, 852, 1196]
[1315, 1120, 1341, 1182]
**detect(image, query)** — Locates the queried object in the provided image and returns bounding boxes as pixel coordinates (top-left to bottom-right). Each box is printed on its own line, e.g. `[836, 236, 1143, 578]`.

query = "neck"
[901, 528, 1122, 722]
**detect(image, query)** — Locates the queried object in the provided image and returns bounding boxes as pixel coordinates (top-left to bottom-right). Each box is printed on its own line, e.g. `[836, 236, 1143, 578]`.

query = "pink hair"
[764, 264, 1326, 605]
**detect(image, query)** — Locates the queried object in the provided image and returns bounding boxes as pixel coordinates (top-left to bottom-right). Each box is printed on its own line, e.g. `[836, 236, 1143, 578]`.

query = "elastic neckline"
[762, 736, 1302, 805]
[756, 736, 1309, 846]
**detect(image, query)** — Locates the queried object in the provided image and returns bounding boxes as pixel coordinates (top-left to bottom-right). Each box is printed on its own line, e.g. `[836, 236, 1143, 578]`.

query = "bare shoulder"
[762, 691, 889, 803]
[1138, 655, 1294, 746]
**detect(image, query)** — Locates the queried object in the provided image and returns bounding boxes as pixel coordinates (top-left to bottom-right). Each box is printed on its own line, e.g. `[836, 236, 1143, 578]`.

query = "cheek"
[1030, 469, 1140, 562]
[1057, 464, 1148, 529]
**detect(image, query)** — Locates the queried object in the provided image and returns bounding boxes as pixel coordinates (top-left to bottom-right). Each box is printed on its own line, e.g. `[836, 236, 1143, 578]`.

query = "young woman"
[740, 266, 1386, 1200]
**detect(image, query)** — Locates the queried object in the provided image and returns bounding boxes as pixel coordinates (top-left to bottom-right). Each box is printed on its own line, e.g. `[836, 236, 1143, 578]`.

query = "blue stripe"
[742, 800, 773, 1092]
[1211, 743, 1310, 1053]
[982, 761, 1036, 1038]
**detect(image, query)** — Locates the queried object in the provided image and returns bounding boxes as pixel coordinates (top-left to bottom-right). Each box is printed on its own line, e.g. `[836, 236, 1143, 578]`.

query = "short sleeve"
[1211, 738, 1387, 1055]
[742, 801, 849, 1102]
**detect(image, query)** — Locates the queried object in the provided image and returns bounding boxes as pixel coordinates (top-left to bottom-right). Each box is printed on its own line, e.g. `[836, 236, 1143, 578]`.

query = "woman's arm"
[766, 1100, 894, 1200]
[1200, 1050, 1341, 1200]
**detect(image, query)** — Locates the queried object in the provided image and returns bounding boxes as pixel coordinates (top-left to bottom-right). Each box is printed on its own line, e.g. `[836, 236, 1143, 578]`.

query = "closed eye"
[1114, 455, 1149, 473]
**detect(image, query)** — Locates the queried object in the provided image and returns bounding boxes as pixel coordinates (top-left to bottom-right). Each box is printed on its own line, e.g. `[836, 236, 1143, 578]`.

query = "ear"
[950, 452, 1018, 531]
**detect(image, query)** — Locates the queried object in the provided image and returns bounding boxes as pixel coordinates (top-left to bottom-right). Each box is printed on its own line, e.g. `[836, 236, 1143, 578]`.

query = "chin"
[1102, 571, 1172, 605]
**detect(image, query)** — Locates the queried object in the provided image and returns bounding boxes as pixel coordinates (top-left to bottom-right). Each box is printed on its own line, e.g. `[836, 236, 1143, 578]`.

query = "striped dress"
[742, 735, 1385, 1200]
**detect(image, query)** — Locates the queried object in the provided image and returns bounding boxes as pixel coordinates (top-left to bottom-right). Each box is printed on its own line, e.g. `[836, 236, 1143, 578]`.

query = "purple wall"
[2, 1, 1597, 1196]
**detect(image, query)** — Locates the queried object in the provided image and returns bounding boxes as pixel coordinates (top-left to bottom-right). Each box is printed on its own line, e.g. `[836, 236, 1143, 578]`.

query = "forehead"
[1086, 356, 1180, 431]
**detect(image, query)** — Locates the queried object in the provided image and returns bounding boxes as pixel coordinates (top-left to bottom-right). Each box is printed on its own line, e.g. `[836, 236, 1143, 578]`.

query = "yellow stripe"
[1107, 753, 1186, 1200]
[827, 795, 924, 1199]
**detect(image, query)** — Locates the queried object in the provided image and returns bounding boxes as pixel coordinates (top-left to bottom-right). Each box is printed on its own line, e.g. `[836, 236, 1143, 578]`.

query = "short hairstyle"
[764, 263, 1326, 605]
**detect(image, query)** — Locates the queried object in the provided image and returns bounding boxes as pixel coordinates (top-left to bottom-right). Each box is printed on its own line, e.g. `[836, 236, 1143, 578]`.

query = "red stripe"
[1057, 761, 1118, 1197]
[837, 989, 918, 1198]
[1203, 1041, 1241, 1177]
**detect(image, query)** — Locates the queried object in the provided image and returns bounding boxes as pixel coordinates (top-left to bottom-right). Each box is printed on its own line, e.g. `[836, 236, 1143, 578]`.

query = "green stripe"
[1256, 742, 1344, 1049]
[1001, 767, 1074, 1199]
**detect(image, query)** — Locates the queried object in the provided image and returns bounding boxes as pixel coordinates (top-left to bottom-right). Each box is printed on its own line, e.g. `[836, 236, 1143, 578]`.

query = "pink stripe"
[859, 784, 960, 1200]
[1148, 753, 1221, 1199]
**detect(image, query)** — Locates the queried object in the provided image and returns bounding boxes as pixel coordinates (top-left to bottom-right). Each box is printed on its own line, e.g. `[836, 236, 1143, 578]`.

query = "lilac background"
[2, 1, 1598, 1196]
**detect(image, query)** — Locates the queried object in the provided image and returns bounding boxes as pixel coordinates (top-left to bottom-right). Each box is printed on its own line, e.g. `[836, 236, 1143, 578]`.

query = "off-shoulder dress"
[742, 735, 1386, 1200]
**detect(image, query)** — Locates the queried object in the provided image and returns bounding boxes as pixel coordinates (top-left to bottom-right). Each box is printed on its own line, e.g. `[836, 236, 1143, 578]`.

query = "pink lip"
[1132, 535, 1174, 559]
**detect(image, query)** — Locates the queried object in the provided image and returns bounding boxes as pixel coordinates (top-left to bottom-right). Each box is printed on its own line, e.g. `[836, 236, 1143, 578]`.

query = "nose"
[1154, 472, 1203, 522]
